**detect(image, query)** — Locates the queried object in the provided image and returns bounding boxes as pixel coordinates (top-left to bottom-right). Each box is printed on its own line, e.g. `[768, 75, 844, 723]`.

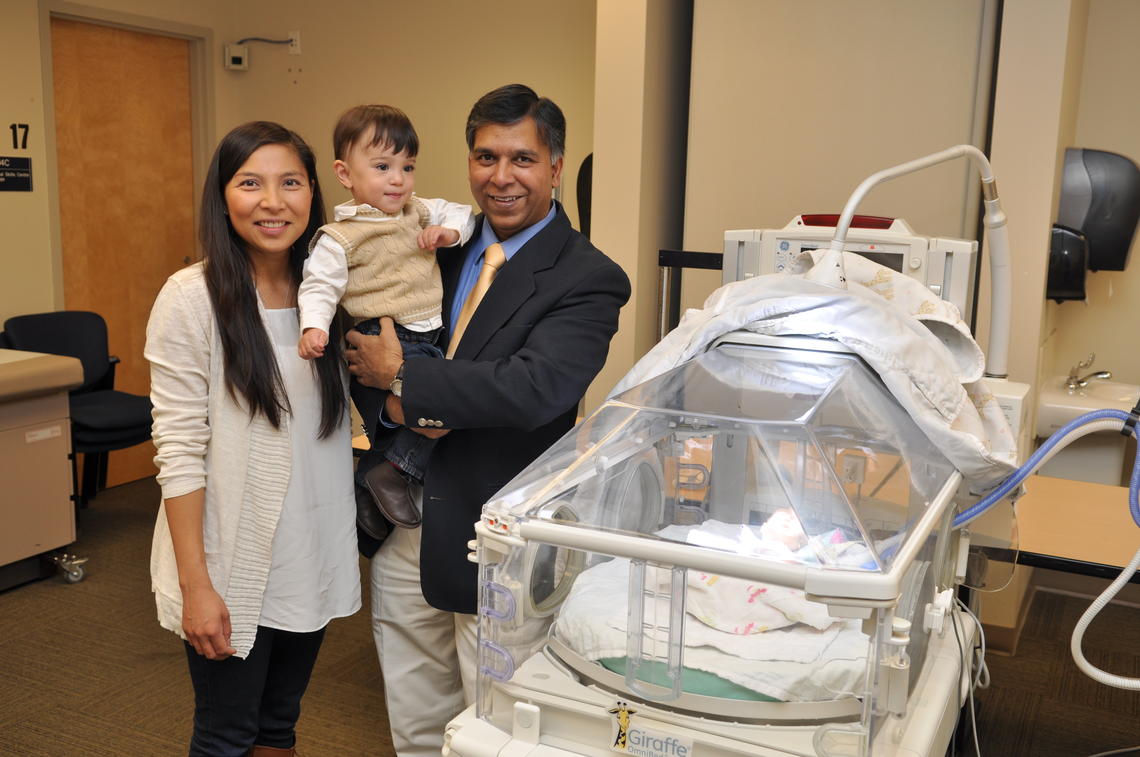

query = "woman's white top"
[259, 307, 360, 632]
[147, 264, 359, 657]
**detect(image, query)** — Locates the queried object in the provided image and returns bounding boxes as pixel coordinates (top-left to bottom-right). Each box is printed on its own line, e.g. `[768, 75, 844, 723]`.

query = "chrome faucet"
[1065, 353, 1112, 392]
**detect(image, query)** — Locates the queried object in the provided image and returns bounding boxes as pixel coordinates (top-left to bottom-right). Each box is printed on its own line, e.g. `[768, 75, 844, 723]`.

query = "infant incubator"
[448, 330, 994, 757]
[443, 145, 1053, 757]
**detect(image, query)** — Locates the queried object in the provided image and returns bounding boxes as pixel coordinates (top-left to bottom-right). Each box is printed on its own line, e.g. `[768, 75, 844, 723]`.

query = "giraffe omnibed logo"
[607, 701, 694, 757]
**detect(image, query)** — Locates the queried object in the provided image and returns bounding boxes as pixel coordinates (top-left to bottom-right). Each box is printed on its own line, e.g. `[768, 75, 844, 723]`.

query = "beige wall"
[222, 0, 595, 236]
[587, 0, 691, 412]
[8, 0, 1137, 420]
[0, 0, 596, 325]
[1, 0, 235, 325]
[979, 0, 1087, 396]
[681, 0, 993, 313]
[1048, 0, 1140, 385]
[2, 1, 61, 323]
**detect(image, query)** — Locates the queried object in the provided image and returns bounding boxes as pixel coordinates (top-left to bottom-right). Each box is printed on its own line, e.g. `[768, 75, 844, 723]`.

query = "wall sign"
[0, 156, 32, 191]
[2, 122, 32, 191]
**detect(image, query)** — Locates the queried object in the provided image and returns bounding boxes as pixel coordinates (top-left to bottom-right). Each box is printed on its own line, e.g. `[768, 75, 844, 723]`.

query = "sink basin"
[1035, 375, 1138, 485]
[1036, 375, 1140, 438]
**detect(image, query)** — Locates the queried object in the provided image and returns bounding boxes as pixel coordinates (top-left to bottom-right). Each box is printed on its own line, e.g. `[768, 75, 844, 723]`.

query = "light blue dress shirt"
[447, 203, 558, 333]
[379, 203, 558, 430]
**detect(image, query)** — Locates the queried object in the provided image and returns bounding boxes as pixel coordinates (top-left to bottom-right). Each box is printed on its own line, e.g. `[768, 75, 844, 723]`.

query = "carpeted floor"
[0, 477, 389, 756]
[971, 589, 1140, 756]
[1, 476, 1138, 756]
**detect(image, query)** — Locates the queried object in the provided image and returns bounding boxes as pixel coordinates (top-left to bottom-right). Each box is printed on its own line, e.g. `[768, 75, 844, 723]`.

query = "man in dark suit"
[345, 83, 630, 756]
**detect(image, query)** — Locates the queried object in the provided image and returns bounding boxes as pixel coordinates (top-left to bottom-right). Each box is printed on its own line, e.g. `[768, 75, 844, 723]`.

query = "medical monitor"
[724, 214, 978, 324]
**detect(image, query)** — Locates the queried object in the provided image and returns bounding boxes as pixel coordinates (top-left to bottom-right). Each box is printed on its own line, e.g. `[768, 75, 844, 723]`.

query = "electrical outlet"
[288, 30, 301, 55]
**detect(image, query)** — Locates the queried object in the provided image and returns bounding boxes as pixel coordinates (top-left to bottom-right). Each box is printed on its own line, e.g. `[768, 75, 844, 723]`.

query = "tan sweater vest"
[312, 199, 442, 325]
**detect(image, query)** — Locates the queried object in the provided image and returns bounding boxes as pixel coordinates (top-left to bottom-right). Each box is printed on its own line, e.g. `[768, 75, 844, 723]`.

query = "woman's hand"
[165, 489, 235, 660]
[182, 583, 236, 660]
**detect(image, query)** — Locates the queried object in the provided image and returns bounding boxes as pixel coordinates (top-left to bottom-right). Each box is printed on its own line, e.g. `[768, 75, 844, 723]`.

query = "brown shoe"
[355, 479, 392, 542]
[363, 462, 421, 528]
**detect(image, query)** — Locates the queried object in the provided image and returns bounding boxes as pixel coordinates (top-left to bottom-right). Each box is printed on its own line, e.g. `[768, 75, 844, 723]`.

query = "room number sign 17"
[2, 124, 33, 192]
[10, 123, 29, 149]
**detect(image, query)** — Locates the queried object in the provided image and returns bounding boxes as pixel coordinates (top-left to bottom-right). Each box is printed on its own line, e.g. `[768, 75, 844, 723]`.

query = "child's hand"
[418, 225, 460, 251]
[299, 327, 329, 359]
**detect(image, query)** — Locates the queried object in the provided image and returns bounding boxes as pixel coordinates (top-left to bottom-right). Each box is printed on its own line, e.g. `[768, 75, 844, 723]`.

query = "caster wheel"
[51, 552, 88, 583]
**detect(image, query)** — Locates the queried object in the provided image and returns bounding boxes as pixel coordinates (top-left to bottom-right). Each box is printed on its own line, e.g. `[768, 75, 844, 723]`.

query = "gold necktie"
[446, 243, 506, 358]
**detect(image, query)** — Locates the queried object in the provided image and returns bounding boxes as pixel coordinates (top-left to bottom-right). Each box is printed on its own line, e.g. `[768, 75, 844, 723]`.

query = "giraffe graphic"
[607, 700, 637, 750]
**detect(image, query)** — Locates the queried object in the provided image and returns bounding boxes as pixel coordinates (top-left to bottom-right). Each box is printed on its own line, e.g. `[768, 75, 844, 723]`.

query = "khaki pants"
[370, 511, 478, 757]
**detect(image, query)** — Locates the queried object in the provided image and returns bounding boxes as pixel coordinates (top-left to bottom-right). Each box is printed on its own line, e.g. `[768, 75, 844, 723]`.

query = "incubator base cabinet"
[444, 333, 998, 757]
[0, 349, 82, 589]
[445, 618, 973, 756]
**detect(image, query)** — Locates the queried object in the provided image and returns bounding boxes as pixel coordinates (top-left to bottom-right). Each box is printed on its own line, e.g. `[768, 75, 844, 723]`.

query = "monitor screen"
[799, 245, 904, 273]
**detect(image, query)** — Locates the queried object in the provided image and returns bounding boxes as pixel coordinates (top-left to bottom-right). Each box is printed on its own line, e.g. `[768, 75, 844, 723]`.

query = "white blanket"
[554, 555, 868, 702]
[609, 252, 1016, 491]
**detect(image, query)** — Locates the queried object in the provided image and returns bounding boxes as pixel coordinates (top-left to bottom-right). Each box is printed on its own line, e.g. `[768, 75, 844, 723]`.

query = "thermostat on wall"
[224, 44, 248, 71]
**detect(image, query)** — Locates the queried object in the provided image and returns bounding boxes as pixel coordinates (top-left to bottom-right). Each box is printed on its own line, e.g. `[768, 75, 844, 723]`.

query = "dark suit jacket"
[399, 203, 630, 613]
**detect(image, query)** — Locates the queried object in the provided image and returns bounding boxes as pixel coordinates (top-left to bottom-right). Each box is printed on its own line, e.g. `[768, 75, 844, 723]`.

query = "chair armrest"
[91, 356, 121, 391]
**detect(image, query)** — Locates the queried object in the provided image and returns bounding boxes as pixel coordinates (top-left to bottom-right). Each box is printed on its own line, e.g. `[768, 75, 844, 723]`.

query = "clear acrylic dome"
[484, 333, 958, 576]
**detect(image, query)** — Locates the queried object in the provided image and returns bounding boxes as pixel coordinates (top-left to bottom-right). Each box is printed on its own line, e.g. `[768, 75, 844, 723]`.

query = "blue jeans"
[353, 318, 442, 481]
[183, 625, 325, 757]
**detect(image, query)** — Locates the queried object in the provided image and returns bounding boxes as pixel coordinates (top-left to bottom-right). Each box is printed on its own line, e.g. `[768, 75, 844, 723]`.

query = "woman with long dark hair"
[146, 121, 356, 757]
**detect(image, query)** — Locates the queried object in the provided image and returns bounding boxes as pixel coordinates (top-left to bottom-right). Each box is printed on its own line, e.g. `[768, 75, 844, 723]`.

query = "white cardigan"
[146, 263, 346, 658]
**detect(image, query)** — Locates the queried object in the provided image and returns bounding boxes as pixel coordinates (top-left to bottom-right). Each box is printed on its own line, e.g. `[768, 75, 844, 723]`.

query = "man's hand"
[385, 393, 449, 439]
[298, 327, 328, 360]
[345, 316, 403, 389]
[418, 225, 460, 251]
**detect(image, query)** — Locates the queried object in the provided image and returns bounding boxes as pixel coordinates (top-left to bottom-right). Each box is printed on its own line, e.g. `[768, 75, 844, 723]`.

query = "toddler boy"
[298, 104, 474, 538]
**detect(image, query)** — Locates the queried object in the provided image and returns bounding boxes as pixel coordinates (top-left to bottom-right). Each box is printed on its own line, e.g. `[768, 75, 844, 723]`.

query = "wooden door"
[51, 18, 196, 488]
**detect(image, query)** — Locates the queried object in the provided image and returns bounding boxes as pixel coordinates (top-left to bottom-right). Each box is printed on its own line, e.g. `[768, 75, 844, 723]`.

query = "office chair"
[3, 311, 153, 507]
